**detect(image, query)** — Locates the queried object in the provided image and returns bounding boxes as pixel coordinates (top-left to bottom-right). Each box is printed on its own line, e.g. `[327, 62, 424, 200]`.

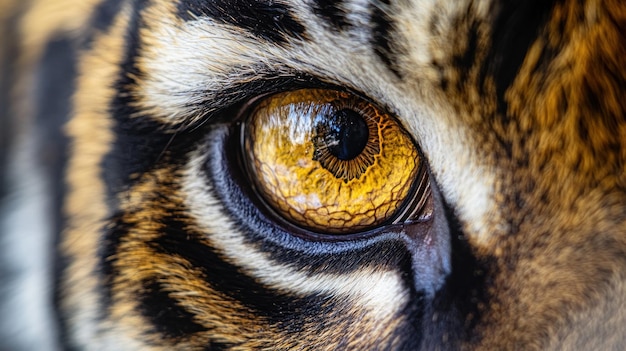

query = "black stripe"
[103, 215, 229, 347]
[33, 36, 78, 351]
[484, 0, 558, 115]
[99, 212, 133, 316]
[101, 210, 339, 335]
[148, 215, 336, 329]
[139, 280, 209, 339]
[82, 0, 124, 49]
[102, 0, 148, 200]
[102, 0, 189, 200]
[370, 0, 401, 77]
[0, 7, 20, 201]
[34, 36, 76, 250]
[312, 0, 350, 30]
[90, 0, 125, 33]
[177, 0, 306, 44]
[451, 19, 480, 92]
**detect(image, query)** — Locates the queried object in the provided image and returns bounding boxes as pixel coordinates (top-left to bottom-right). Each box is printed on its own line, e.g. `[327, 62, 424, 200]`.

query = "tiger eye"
[243, 89, 421, 233]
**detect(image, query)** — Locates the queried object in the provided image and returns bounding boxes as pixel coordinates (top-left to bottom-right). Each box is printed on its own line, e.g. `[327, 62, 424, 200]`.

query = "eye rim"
[231, 88, 434, 241]
[201, 122, 451, 294]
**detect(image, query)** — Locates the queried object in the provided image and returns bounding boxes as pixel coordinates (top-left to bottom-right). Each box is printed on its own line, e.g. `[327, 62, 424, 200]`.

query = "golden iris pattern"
[244, 89, 421, 233]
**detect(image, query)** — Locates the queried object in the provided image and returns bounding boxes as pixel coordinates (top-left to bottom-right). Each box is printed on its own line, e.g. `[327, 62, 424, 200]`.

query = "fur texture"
[1, 0, 625, 350]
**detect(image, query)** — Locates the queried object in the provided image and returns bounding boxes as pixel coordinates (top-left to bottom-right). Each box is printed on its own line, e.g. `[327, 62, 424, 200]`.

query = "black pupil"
[323, 109, 369, 160]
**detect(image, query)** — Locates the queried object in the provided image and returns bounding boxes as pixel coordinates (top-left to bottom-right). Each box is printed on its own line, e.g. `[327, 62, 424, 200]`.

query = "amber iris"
[244, 89, 421, 233]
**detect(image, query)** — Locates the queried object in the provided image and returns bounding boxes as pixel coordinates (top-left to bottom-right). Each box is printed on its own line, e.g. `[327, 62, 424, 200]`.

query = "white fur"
[0, 127, 60, 351]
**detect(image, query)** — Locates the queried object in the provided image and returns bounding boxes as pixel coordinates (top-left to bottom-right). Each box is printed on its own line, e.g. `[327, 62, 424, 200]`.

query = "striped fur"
[1, 0, 625, 350]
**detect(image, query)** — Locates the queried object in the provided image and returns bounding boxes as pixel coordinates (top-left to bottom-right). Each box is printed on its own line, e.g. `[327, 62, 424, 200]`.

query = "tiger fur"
[0, 0, 625, 350]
